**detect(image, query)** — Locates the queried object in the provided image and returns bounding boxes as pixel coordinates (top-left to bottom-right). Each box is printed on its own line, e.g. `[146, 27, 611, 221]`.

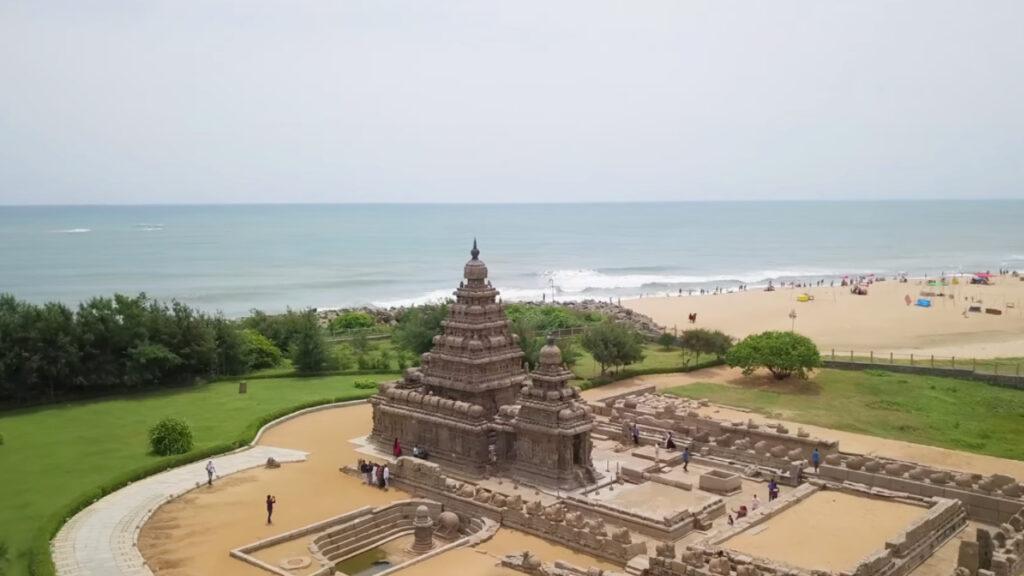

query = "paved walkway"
[51, 445, 307, 576]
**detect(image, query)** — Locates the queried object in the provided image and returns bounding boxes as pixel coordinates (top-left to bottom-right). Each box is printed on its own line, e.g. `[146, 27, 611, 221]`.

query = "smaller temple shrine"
[369, 241, 597, 489]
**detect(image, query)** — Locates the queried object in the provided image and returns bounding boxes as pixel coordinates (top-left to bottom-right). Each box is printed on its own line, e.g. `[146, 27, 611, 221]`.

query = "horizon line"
[3, 198, 1024, 208]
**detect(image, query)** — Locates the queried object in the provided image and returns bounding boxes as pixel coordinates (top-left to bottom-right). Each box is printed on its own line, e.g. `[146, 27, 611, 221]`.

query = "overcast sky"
[1, 1, 1022, 205]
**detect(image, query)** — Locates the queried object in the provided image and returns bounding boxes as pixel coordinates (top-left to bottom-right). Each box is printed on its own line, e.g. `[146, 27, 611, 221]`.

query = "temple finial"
[471, 238, 480, 260]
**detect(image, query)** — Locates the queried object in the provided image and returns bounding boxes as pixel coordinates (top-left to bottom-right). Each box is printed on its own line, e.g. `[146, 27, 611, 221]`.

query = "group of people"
[358, 459, 391, 490]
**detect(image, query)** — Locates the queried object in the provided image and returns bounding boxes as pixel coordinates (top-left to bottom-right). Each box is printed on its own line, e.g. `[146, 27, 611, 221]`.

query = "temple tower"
[511, 336, 597, 489]
[416, 239, 527, 414]
[369, 241, 527, 474]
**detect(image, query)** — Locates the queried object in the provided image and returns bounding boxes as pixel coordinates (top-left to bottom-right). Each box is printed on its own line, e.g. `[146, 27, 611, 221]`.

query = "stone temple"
[369, 240, 598, 489]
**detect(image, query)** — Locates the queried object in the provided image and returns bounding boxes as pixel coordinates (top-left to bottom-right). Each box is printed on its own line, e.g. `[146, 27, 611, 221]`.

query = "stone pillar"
[411, 505, 434, 553]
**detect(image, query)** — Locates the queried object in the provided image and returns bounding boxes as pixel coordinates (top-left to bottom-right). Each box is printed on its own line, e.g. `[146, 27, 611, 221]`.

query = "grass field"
[0, 372, 397, 576]
[572, 343, 700, 380]
[666, 368, 1024, 461]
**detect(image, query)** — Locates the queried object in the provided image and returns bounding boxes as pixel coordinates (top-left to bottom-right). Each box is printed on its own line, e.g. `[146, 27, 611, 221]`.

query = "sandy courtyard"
[138, 403, 615, 576]
[626, 276, 1024, 357]
[723, 491, 927, 573]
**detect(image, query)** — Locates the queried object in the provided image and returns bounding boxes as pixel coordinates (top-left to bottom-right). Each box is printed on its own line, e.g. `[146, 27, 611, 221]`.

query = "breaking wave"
[540, 268, 843, 293]
[52, 228, 91, 234]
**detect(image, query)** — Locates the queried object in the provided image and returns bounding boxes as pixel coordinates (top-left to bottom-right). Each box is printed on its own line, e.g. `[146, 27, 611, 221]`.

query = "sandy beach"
[625, 276, 1024, 358]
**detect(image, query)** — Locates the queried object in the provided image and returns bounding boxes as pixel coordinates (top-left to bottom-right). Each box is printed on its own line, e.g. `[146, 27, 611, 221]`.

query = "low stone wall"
[824, 361, 1024, 391]
[818, 453, 1024, 524]
[561, 488, 725, 541]
[390, 457, 648, 565]
[649, 483, 966, 576]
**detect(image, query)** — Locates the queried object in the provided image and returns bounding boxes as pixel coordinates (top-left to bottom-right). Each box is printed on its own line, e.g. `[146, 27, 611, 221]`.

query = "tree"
[290, 312, 332, 374]
[580, 321, 645, 375]
[726, 330, 821, 380]
[679, 329, 733, 364]
[213, 318, 252, 376]
[242, 329, 283, 369]
[657, 332, 677, 351]
[391, 304, 448, 356]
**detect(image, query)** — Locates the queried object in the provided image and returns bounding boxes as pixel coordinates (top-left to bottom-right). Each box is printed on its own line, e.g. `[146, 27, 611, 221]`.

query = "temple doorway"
[572, 434, 584, 465]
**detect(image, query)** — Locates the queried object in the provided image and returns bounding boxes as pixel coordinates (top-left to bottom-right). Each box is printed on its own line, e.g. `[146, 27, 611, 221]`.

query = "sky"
[1, 1, 1022, 205]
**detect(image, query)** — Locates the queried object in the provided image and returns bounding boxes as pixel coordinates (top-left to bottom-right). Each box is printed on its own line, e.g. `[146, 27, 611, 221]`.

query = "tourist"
[727, 514, 734, 526]
[734, 505, 748, 519]
[266, 494, 276, 525]
[682, 447, 690, 472]
[664, 432, 676, 450]
[631, 423, 640, 445]
[812, 448, 821, 473]
[363, 461, 373, 485]
[393, 437, 403, 458]
[206, 460, 216, 487]
[768, 478, 779, 501]
[751, 494, 760, 511]
[377, 465, 386, 489]
[372, 463, 381, 487]
[382, 464, 391, 489]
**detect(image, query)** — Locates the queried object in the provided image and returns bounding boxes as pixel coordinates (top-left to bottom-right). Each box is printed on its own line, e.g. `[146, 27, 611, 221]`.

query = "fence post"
[890, 352, 893, 364]
[952, 356, 956, 369]
[870, 351, 873, 363]
[831, 348, 835, 360]
[910, 353, 914, 366]
[931, 355, 934, 368]
[850, 350, 854, 361]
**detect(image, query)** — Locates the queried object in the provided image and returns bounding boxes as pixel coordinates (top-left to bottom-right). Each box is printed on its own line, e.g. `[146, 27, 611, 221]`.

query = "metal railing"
[827, 349, 1022, 377]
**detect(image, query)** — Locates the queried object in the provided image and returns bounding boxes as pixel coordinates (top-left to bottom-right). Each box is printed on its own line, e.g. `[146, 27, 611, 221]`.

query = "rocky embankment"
[316, 300, 665, 338]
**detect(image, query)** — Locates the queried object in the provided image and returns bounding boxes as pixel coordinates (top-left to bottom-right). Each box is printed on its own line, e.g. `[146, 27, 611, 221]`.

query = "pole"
[931, 355, 934, 368]
[870, 351, 873, 363]
[910, 353, 914, 366]
[952, 356, 956, 369]
[890, 352, 894, 365]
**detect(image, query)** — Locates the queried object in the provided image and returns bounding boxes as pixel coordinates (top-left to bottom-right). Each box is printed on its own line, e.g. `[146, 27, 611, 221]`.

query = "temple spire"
[471, 238, 480, 260]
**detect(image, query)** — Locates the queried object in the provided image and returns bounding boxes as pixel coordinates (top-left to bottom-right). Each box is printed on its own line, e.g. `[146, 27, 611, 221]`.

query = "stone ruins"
[231, 244, 1024, 576]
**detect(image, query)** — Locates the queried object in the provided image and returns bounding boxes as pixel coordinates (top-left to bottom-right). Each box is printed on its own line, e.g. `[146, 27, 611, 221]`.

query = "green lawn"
[572, 343, 700, 380]
[665, 368, 1024, 461]
[0, 372, 397, 576]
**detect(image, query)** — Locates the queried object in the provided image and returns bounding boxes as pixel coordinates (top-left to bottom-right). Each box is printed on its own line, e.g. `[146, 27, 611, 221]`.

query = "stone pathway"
[51, 445, 307, 576]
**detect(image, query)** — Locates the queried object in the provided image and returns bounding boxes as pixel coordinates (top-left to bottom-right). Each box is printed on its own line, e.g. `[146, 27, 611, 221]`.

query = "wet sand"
[626, 277, 1024, 357]
[723, 491, 927, 573]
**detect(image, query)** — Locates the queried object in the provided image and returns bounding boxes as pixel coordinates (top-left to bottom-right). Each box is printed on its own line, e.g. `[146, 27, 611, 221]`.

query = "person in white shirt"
[206, 461, 216, 487]
[382, 464, 391, 489]
[751, 494, 760, 511]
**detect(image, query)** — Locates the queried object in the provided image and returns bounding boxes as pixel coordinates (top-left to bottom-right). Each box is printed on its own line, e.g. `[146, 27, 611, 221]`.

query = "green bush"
[148, 417, 195, 456]
[679, 328, 733, 363]
[657, 332, 677, 350]
[726, 330, 821, 380]
[392, 304, 448, 355]
[354, 380, 379, 390]
[329, 311, 377, 333]
[243, 329, 284, 369]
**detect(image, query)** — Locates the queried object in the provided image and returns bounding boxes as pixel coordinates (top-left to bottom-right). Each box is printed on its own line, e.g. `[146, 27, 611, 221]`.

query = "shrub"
[148, 417, 194, 456]
[354, 380, 379, 390]
[329, 311, 376, 333]
[356, 353, 373, 370]
[290, 312, 332, 373]
[726, 330, 821, 380]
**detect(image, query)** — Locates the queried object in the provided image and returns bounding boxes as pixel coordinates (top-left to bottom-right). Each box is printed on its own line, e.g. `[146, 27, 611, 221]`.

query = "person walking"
[811, 448, 821, 473]
[751, 494, 760, 511]
[393, 437, 403, 458]
[382, 464, 390, 489]
[206, 460, 216, 487]
[631, 423, 640, 445]
[768, 478, 779, 501]
[682, 447, 690, 472]
[265, 494, 276, 525]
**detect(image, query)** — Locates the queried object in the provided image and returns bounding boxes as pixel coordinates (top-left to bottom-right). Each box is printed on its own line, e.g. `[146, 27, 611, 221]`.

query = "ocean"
[1, 201, 1022, 317]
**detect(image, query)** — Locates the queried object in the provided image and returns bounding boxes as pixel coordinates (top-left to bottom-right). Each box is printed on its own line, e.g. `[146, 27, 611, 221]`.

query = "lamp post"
[789, 309, 797, 332]
[548, 278, 556, 303]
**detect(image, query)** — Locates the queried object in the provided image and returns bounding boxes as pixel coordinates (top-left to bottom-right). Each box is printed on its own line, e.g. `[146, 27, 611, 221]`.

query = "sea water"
[1, 201, 1022, 316]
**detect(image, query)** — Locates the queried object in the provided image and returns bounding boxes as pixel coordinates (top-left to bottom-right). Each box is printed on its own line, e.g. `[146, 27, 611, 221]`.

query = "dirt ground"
[139, 404, 615, 576]
[722, 491, 927, 573]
